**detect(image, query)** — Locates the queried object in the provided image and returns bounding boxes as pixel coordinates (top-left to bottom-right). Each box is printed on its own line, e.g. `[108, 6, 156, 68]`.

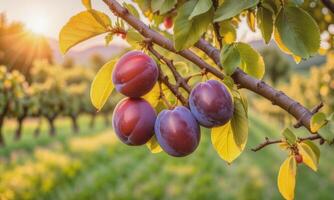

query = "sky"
[0, 0, 260, 50]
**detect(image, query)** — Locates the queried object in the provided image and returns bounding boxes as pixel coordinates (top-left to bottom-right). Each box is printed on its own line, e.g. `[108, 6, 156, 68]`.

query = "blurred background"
[0, 0, 333, 199]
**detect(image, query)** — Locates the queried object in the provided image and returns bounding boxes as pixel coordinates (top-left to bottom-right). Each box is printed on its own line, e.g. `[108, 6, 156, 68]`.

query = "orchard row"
[0, 61, 116, 146]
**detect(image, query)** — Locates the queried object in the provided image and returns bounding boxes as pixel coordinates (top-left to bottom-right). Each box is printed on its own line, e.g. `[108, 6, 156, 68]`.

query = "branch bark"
[103, 0, 316, 133]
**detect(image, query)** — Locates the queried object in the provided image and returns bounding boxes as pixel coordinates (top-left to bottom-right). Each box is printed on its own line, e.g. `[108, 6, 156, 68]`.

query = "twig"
[294, 102, 324, 128]
[251, 134, 323, 152]
[146, 41, 192, 93]
[156, 64, 189, 107]
[212, 0, 223, 49]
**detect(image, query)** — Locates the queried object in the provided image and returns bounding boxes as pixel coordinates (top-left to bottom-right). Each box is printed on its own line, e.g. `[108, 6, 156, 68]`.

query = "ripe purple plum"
[155, 106, 200, 157]
[113, 98, 156, 145]
[112, 51, 158, 98]
[189, 80, 234, 128]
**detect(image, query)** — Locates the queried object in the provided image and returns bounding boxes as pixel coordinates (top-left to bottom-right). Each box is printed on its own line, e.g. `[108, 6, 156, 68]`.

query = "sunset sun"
[26, 15, 49, 35]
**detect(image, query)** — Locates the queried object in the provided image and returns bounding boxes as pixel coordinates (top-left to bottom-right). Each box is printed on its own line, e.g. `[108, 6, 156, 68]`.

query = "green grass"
[0, 113, 333, 200]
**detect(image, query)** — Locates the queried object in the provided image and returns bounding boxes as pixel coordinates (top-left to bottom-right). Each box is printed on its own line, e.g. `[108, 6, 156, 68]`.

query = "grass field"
[0, 113, 333, 200]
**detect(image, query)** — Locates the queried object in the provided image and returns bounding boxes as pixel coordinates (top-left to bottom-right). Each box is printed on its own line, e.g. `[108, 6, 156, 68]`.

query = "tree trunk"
[0, 103, 9, 147]
[14, 118, 24, 141]
[0, 121, 5, 147]
[90, 113, 96, 129]
[34, 117, 42, 138]
[48, 117, 56, 136]
[71, 115, 79, 133]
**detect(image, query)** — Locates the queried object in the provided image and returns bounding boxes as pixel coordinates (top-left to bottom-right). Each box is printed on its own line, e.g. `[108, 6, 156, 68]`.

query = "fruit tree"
[59, 0, 334, 199]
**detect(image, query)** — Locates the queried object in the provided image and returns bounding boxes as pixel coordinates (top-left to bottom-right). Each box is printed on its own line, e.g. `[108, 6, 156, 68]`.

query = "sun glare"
[26, 16, 49, 35]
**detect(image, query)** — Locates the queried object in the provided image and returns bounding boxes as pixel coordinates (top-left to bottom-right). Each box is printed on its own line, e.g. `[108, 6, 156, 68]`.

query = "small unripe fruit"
[113, 98, 156, 146]
[155, 106, 200, 157]
[164, 16, 173, 29]
[112, 51, 158, 98]
[189, 80, 234, 128]
[295, 154, 303, 164]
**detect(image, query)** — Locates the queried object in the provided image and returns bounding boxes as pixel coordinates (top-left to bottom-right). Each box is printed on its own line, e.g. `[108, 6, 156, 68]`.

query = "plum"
[164, 16, 173, 29]
[113, 98, 156, 145]
[189, 80, 234, 128]
[112, 51, 158, 98]
[155, 106, 200, 157]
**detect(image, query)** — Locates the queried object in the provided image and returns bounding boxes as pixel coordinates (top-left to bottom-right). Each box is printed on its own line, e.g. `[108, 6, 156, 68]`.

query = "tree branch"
[103, 0, 315, 133]
[145, 39, 192, 94]
[322, 0, 334, 14]
[251, 134, 323, 152]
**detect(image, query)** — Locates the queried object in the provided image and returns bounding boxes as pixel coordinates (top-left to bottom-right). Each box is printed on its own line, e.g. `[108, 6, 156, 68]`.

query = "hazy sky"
[0, 0, 260, 50]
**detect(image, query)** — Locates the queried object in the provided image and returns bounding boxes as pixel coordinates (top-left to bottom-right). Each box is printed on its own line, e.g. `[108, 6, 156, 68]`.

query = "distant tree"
[260, 47, 291, 85]
[90, 54, 105, 72]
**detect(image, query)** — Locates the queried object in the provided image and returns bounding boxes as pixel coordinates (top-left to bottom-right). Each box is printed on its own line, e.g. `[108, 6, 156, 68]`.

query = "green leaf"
[291, 0, 304, 6]
[310, 112, 328, 133]
[123, 3, 140, 19]
[126, 29, 145, 48]
[220, 44, 240, 75]
[188, 0, 213, 20]
[151, 0, 165, 13]
[282, 128, 296, 145]
[275, 6, 320, 58]
[302, 140, 320, 163]
[278, 156, 297, 200]
[211, 98, 248, 163]
[257, 6, 274, 44]
[235, 42, 265, 79]
[82, 0, 92, 9]
[318, 122, 334, 143]
[214, 0, 259, 22]
[59, 10, 111, 54]
[161, 0, 177, 14]
[173, 0, 213, 51]
[90, 60, 115, 111]
[219, 21, 236, 44]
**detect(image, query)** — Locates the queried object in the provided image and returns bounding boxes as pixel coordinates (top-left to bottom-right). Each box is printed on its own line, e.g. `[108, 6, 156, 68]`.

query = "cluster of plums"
[112, 51, 234, 157]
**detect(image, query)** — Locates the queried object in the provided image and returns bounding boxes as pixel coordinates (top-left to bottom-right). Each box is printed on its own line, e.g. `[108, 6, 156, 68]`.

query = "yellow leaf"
[211, 98, 248, 163]
[298, 143, 318, 171]
[90, 60, 115, 111]
[59, 10, 111, 54]
[146, 135, 163, 154]
[247, 11, 256, 32]
[143, 83, 160, 107]
[274, 28, 302, 64]
[278, 156, 297, 200]
[82, 0, 92, 9]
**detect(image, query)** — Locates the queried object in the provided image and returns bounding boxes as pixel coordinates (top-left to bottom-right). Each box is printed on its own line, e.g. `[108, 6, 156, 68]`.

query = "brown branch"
[322, 0, 334, 14]
[103, 0, 316, 133]
[158, 70, 189, 107]
[212, 0, 223, 49]
[294, 102, 324, 128]
[146, 40, 192, 94]
[251, 134, 323, 152]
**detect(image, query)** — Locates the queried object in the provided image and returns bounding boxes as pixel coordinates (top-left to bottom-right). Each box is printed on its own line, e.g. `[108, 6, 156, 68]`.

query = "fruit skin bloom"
[112, 98, 156, 146]
[189, 80, 234, 128]
[112, 51, 158, 98]
[155, 106, 200, 157]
